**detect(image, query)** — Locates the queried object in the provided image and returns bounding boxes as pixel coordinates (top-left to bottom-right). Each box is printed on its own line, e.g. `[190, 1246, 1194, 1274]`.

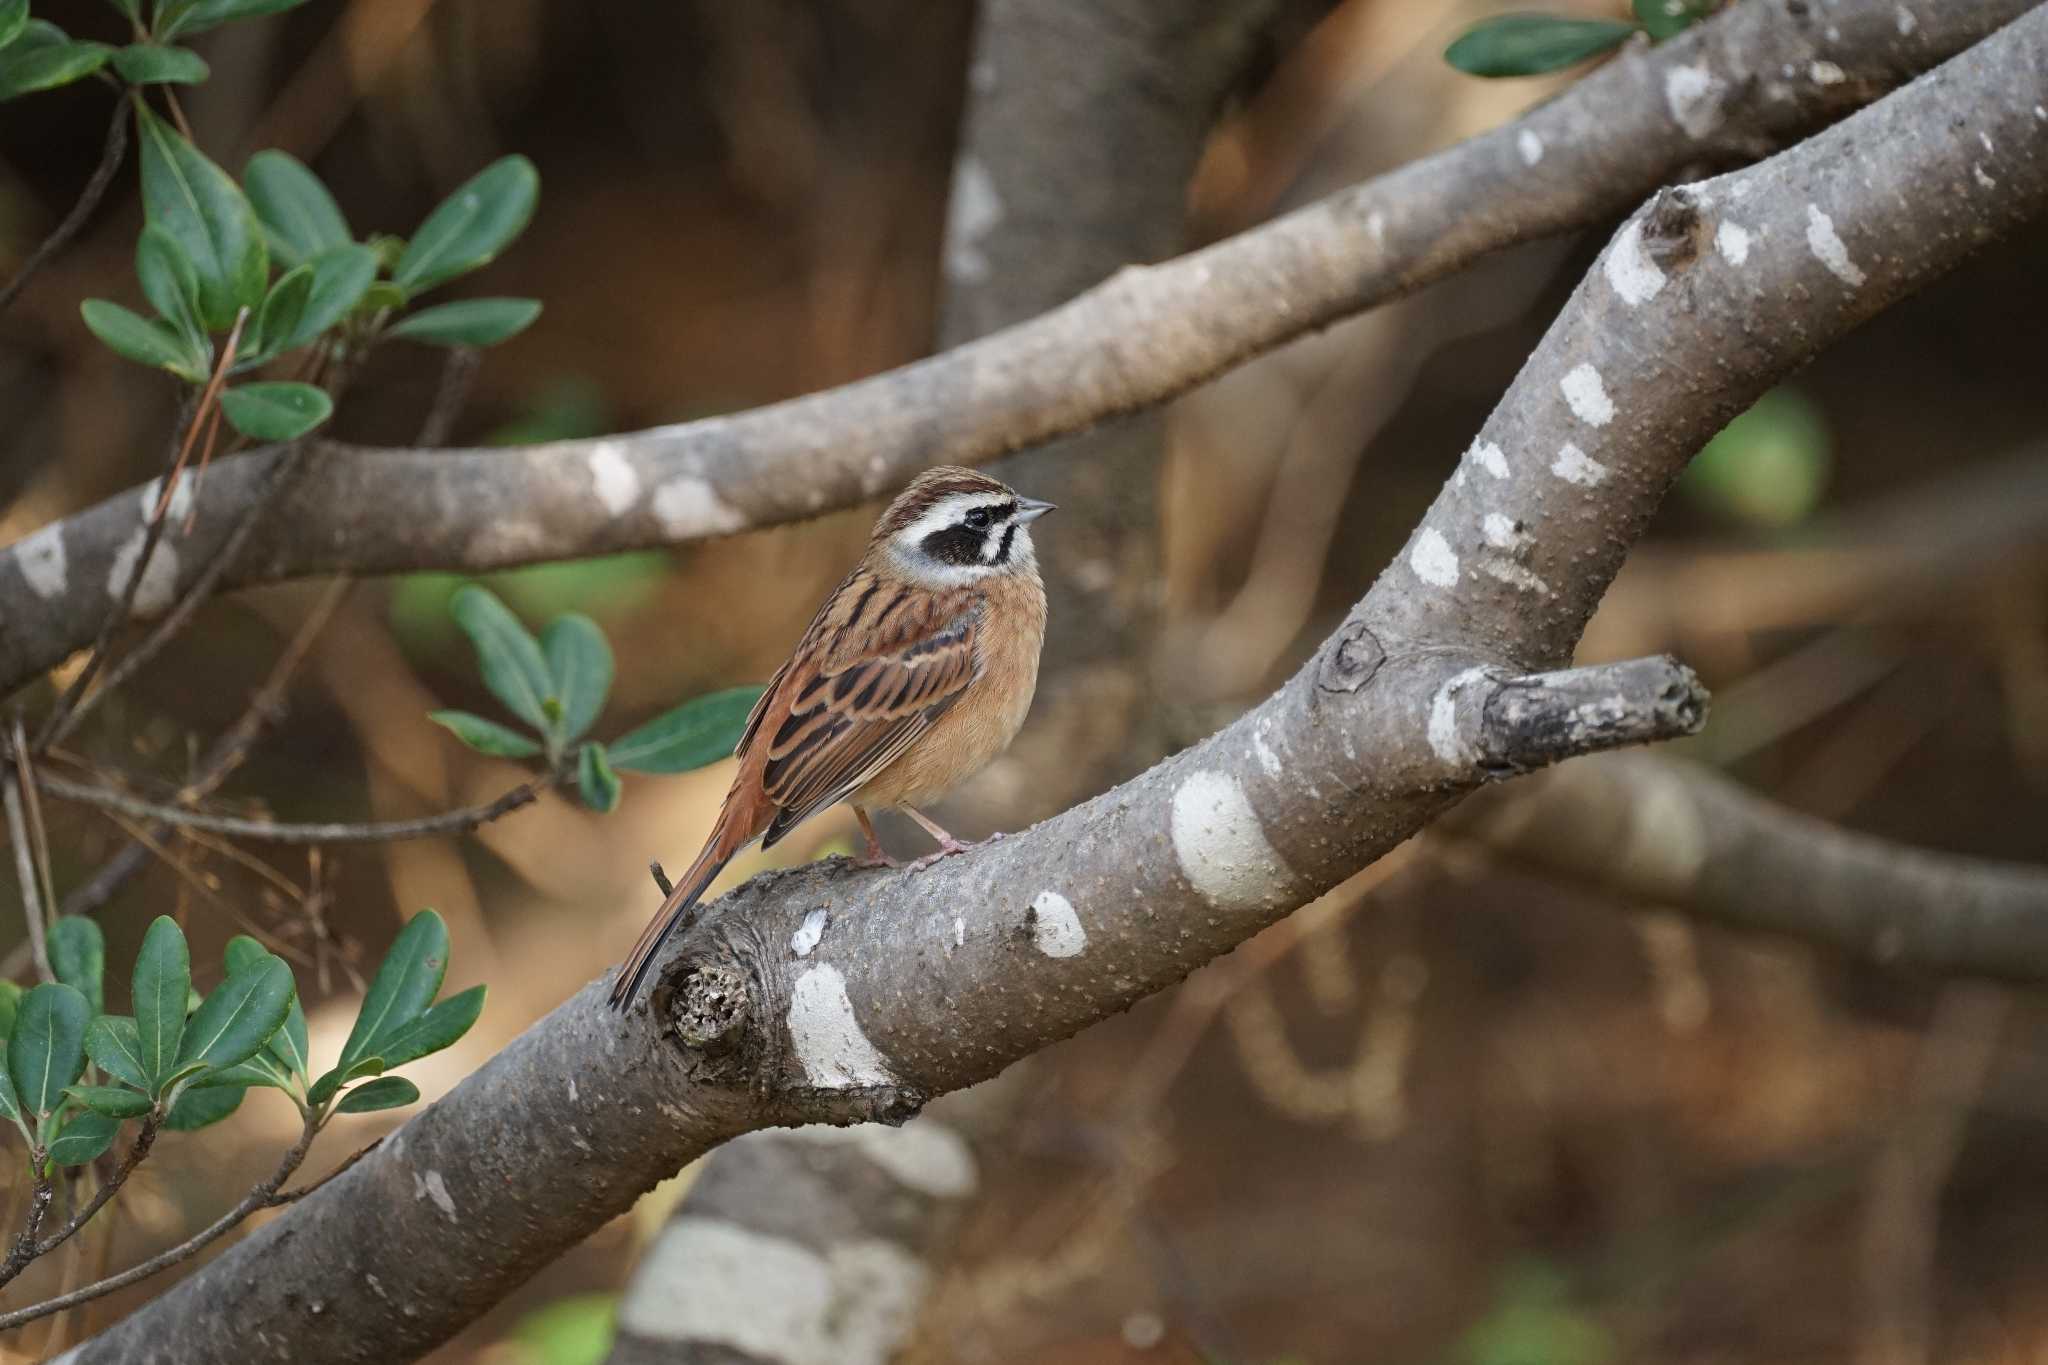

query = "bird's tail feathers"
[608, 821, 747, 1011]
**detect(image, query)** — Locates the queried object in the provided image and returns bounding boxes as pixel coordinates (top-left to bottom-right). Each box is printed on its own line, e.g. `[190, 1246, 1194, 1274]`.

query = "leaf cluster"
[1444, 0, 1718, 78]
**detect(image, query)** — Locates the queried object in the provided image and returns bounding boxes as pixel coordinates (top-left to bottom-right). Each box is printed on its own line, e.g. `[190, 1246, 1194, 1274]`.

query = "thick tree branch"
[1, 0, 2027, 697]
[53, 16, 2048, 1358]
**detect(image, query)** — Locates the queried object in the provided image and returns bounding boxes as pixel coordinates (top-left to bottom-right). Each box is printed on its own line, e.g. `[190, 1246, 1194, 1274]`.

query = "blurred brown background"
[2, 0, 2046, 1362]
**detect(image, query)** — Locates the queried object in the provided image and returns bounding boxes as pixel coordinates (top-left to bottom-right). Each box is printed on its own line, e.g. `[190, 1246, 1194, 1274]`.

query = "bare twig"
[415, 348, 481, 449]
[5, 721, 54, 983]
[0, 104, 129, 322]
[0, 1161, 53, 1290]
[0, 1119, 162, 1286]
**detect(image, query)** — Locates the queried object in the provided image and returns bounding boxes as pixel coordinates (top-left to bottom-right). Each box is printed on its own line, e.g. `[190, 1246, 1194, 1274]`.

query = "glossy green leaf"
[133, 916, 190, 1088]
[226, 935, 309, 1077]
[48, 915, 106, 1015]
[449, 585, 554, 735]
[244, 149, 351, 269]
[246, 262, 312, 363]
[1632, 0, 1713, 40]
[368, 985, 484, 1069]
[85, 1016, 151, 1091]
[102, 0, 143, 23]
[286, 242, 377, 349]
[161, 0, 312, 38]
[8, 984, 90, 1118]
[0, 0, 27, 52]
[335, 1076, 421, 1114]
[0, 980, 20, 1040]
[428, 710, 544, 759]
[542, 614, 612, 743]
[48, 1110, 120, 1167]
[338, 910, 448, 1070]
[386, 297, 541, 348]
[174, 954, 294, 1072]
[80, 299, 207, 380]
[218, 381, 333, 441]
[137, 224, 210, 358]
[307, 1054, 383, 1107]
[577, 742, 621, 814]
[185, 1050, 292, 1091]
[1444, 13, 1635, 77]
[112, 42, 208, 84]
[65, 1085, 153, 1119]
[136, 104, 267, 329]
[394, 156, 539, 293]
[165, 1083, 242, 1130]
[607, 686, 764, 774]
[0, 1065, 22, 1135]
[0, 32, 111, 100]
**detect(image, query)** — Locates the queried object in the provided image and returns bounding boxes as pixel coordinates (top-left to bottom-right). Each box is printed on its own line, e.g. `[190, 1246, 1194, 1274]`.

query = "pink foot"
[904, 830, 1004, 875]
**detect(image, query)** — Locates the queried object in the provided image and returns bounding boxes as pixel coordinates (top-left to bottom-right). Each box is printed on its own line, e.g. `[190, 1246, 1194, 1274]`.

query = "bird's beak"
[1014, 498, 1056, 523]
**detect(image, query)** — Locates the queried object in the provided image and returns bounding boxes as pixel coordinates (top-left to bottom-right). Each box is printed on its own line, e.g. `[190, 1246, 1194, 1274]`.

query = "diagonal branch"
[53, 12, 2048, 1359]
[0, 0, 2030, 698]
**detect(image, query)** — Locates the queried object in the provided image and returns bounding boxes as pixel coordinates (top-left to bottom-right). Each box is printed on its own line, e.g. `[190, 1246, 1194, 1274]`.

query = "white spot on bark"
[1895, 4, 1916, 32]
[1663, 62, 1724, 138]
[14, 525, 67, 599]
[1471, 441, 1510, 480]
[413, 1170, 457, 1221]
[1978, 132, 1995, 153]
[788, 964, 892, 1088]
[1367, 211, 1387, 246]
[1560, 364, 1615, 427]
[1409, 528, 1459, 587]
[652, 476, 746, 539]
[1481, 559, 1553, 596]
[1551, 444, 1610, 487]
[1169, 770, 1291, 912]
[1805, 205, 1866, 286]
[791, 908, 828, 958]
[1481, 514, 1530, 550]
[1029, 891, 1087, 958]
[1808, 60, 1845, 84]
[136, 475, 195, 526]
[106, 528, 179, 617]
[952, 916, 964, 949]
[1251, 727, 1283, 779]
[1715, 220, 1752, 265]
[588, 442, 640, 515]
[1517, 129, 1544, 166]
[619, 1221, 928, 1364]
[1604, 220, 1666, 305]
[785, 1118, 979, 1197]
[1427, 668, 1492, 766]
[568, 1077, 578, 1103]
[944, 158, 1003, 283]
[1974, 164, 1998, 190]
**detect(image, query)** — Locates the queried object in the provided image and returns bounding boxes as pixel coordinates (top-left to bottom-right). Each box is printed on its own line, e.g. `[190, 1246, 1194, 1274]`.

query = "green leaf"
[48, 916, 106, 1015]
[607, 686, 764, 774]
[1682, 386, 1832, 529]
[368, 985, 484, 1069]
[103, 0, 143, 23]
[8, 984, 90, 1118]
[133, 916, 190, 1089]
[85, 1016, 151, 1091]
[1444, 13, 1636, 77]
[1632, 0, 1713, 41]
[244, 149, 351, 269]
[0, 0, 27, 51]
[449, 585, 554, 735]
[428, 710, 544, 759]
[0, 980, 20, 1040]
[136, 103, 268, 329]
[80, 299, 207, 380]
[246, 262, 312, 363]
[386, 297, 541, 348]
[577, 743, 621, 814]
[286, 242, 377, 349]
[335, 1076, 421, 1114]
[307, 1054, 383, 1107]
[174, 954, 295, 1073]
[338, 910, 448, 1070]
[165, 1083, 242, 1130]
[112, 42, 209, 84]
[185, 1050, 292, 1090]
[542, 614, 612, 743]
[161, 0, 313, 39]
[225, 936, 310, 1078]
[137, 224, 210, 359]
[0, 32, 112, 101]
[65, 1085, 153, 1119]
[394, 156, 539, 294]
[218, 381, 333, 441]
[48, 1111, 120, 1167]
[0, 1065, 21, 1136]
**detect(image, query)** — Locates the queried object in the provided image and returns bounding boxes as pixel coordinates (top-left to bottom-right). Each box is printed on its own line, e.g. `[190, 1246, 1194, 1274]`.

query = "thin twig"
[0, 1157, 54, 1289]
[416, 348, 480, 448]
[5, 722, 53, 983]
[6, 1119, 161, 1282]
[0, 1111, 319, 1333]
[0, 105, 129, 322]
[271, 1133, 384, 1205]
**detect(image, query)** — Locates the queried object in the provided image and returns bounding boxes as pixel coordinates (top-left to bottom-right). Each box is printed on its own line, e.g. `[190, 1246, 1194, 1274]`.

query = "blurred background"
[2, 0, 2046, 1361]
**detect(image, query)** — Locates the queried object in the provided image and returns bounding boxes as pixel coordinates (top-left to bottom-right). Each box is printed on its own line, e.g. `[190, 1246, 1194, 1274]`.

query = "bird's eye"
[964, 507, 993, 530]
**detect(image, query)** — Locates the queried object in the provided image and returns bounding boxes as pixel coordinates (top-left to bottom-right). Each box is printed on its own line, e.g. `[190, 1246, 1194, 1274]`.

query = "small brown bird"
[608, 466, 1053, 1009]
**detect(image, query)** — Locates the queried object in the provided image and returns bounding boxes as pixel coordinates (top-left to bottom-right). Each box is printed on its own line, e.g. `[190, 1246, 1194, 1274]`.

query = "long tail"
[608, 818, 751, 1011]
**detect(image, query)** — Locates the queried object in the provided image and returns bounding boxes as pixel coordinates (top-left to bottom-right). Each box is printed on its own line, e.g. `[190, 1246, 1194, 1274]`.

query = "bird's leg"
[852, 806, 901, 869]
[900, 805, 1001, 873]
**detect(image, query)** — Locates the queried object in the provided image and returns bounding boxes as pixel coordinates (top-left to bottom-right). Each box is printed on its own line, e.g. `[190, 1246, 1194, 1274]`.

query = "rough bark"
[48, 13, 2048, 1359]
[3, 0, 2027, 697]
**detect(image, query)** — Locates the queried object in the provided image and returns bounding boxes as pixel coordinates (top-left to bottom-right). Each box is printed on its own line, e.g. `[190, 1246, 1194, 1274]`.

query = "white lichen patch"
[1604, 220, 1666, 306]
[788, 964, 893, 1088]
[1895, 4, 1917, 32]
[1169, 770, 1291, 913]
[945, 157, 1004, 284]
[1805, 204, 1866, 286]
[14, 525, 67, 599]
[1408, 528, 1459, 588]
[1808, 60, 1845, 85]
[1481, 513, 1531, 551]
[1471, 441, 1511, 480]
[1367, 210, 1387, 246]
[106, 527, 179, 617]
[790, 908, 828, 958]
[952, 917, 964, 949]
[786, 1118, 979, 1198]
[1560, 364, 1615, 427]
[1715, 220, 1753, 266]
[1427, 667, 1493, 766]
[1481, 559, 1552, 597]
[1974, 164, 1998, 190]
[1663, 62, 1725, 138]
[1029, 890, 1087, 958]
[1517, 129, 1544, 166]
[136, 474, 195, 527]
[413, 1170, 458, 1221]
[587, 442, 641, 515]
[652, 475, 746, 539]
[1251, 725, 1283, 779]
[1551, 444, 1610, 487]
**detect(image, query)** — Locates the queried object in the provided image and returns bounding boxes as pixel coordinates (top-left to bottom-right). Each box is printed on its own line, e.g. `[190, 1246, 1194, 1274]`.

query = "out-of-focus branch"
[0, 103, 129, 321]
[2, 0, 2027, 697]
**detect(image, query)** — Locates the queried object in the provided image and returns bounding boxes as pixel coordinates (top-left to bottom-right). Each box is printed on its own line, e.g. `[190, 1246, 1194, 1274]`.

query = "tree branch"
[0, 0, 2026, 697]
[53, 15, 2048, 1356]
[0, 103, 129, 322]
